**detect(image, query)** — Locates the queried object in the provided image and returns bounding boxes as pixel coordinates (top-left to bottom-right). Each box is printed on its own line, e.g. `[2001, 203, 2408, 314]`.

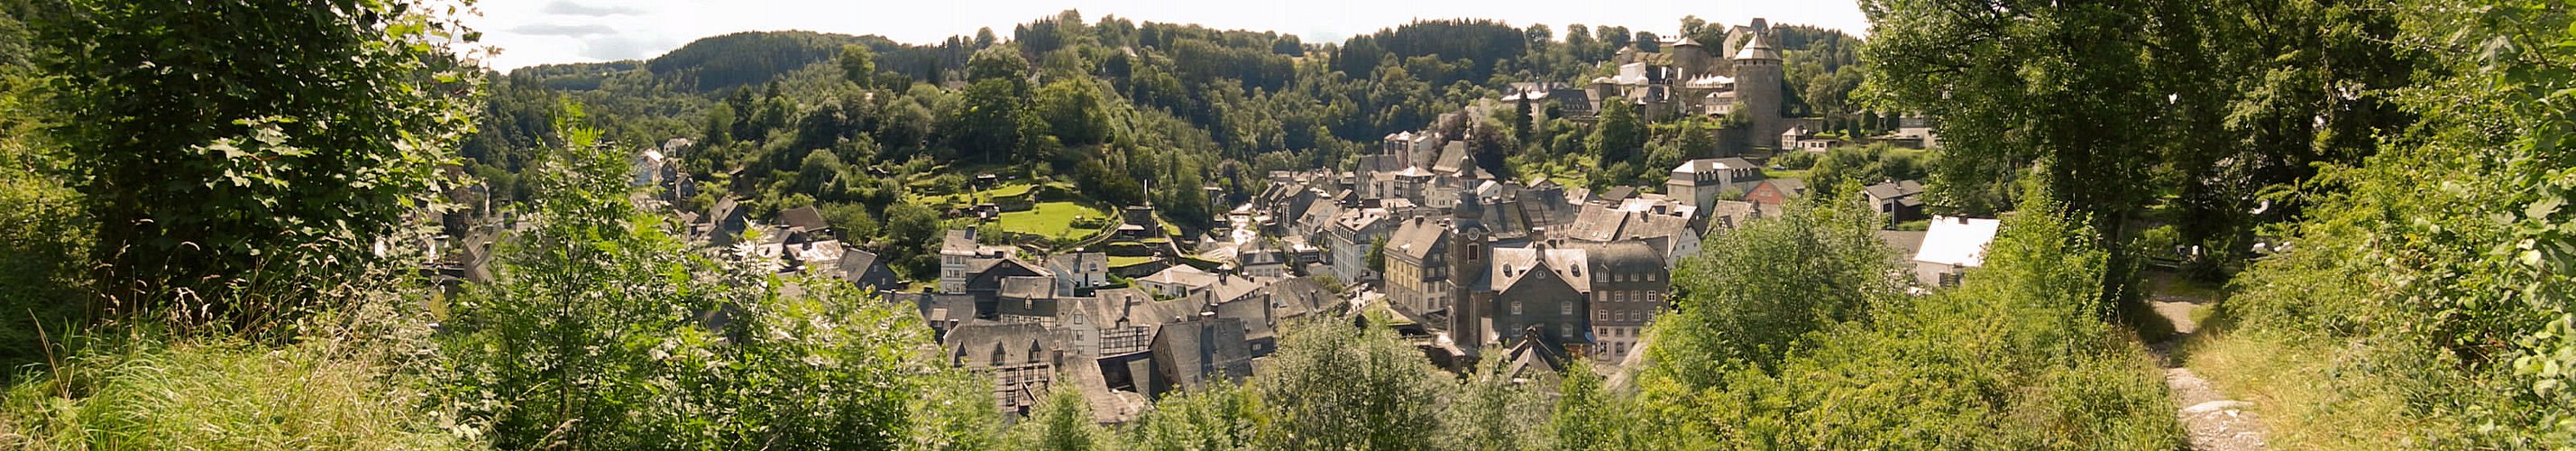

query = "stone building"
[1582, 241, 1667, 362]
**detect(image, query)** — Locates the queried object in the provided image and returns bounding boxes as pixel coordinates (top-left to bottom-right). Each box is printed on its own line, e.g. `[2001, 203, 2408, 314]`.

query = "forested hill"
[459, 12, 1869, 280]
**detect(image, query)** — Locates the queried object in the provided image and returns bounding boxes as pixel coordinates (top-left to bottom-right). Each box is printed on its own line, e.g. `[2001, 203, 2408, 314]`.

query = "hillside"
[1, 1, 2571, 449]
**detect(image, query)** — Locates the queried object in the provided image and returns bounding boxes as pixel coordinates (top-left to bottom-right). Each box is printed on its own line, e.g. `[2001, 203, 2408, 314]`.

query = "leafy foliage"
[437, 107, 966, 448]
[1253, 319, 1447, 450]
[33, 0, 480, 326]
[2211, 0, 2576, 444]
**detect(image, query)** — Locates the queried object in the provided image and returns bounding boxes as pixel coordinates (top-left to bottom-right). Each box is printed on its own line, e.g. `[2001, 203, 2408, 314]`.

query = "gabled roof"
[1000, 276, 1057, 301]
[1151, 318, 1254, 391]
[1388, 216, 1448, 262]
[945, 322, 1057, 367]
[1913, 216, 2002, 267]
[1490, 244, 1591, 294]
[779, 206, 829, 231]
[1434, 142, 1471, 175]
[1141, 264, 1221, 290]
[1863, 180, 1927, 201]
[1757, 179, 1809, 196]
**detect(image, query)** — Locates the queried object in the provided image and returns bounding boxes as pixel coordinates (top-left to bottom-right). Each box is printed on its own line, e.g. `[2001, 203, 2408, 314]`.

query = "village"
[425, 18, 1994, 425]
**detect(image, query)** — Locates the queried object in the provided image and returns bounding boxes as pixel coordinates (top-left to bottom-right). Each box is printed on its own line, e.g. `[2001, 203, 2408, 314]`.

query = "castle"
[1506, 19, 1807, 152]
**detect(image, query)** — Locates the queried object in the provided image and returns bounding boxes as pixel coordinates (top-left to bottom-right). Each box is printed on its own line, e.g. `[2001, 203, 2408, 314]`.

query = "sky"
[466, 0, 1872, 72]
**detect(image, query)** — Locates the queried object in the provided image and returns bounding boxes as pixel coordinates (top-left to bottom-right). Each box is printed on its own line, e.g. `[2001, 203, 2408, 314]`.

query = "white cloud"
[467, 0, 1870, 71]
[540, 0, 644, 16]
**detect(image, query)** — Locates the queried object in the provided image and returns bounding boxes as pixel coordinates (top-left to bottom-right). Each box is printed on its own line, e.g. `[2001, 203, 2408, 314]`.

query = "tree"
[966, 45, 1030, 83]
[1436, 348, 1554, 450]
[1861, 0, 2171, 318]
[1648, 186, 1899, 384]
[1014, 386, 1111, 450]
[35, 0, 480, 324]
[441, 107, 963, 448]
[1589, 100, 1646, 170]
[1035, 79, 1113, 147]
[1255, 320, 1445, 450]
[952, 78, 1032, 164]
[1367, 237, 1389, 273]
[839, 43, 876, 87]
[1125, 380, 1261, 450]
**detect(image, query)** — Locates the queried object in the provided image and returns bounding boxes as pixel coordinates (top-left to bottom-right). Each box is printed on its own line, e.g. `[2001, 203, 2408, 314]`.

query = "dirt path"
[2147, 280, 2268, 450]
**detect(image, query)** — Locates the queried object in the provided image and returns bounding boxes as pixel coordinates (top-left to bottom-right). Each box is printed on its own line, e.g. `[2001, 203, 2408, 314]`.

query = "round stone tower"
[1731, 32, 1784, 149]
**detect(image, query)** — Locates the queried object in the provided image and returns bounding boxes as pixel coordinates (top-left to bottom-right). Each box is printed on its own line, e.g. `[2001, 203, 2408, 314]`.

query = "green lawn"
[918, 181, 1060, 207]
[1106, 255, 1159, 268]
[992, 201, 1107, 240]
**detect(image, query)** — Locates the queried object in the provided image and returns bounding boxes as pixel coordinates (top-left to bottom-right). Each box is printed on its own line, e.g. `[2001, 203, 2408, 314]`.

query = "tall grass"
[0, 334, 467, 449]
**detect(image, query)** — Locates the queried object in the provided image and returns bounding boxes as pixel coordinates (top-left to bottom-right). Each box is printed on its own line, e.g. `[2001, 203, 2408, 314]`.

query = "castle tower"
[1671, 35, 1708, 80]
[1732, 32, 1785, 149]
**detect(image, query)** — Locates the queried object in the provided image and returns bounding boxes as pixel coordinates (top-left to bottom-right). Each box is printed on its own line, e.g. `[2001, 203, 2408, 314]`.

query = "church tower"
[1732, 32, 1785, 149]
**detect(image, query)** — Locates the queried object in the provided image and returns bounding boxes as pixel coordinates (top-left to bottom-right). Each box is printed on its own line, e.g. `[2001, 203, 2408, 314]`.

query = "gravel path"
[2148, 290, 2267, 450]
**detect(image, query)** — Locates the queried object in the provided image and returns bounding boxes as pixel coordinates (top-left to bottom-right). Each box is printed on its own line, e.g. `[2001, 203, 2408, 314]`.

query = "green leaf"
[2531, 197, 2566, 220]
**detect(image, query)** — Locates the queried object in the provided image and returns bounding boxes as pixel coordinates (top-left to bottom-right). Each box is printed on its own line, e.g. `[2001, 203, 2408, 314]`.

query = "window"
[1560, 323, 1573, 338]
[1560, 302, 1572, 315]
[1597, 309, 1608, 319]
[1511, 301, 1523, 316]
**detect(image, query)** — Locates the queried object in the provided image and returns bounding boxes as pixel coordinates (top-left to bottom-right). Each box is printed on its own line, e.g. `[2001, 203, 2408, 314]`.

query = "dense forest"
[0, 0, 2569, 448]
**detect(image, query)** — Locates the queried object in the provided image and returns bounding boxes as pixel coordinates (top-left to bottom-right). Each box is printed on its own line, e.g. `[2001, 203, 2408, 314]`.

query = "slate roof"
[1878, 230, 1930, 258]
[1433, 142, 1471, 175]
[1000, 276, 1057, 301]
[1707, 200, 1763, 232]
[1733, 32, 1781, 60]
[1489, 244, 1591, 294]
[944, 322, 1057, 367]
[1758, 179, 1808, 197]
[779, 206, 829, 231]
[1151, 318, 1254, 392]
[1141, 265, 1221, 290]
[1388, 216, 1448, 262]
[1863, 180, 1927, 201]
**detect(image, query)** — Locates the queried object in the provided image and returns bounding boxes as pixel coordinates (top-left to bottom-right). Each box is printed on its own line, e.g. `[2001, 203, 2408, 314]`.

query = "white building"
[1911, 216, 2002, 288]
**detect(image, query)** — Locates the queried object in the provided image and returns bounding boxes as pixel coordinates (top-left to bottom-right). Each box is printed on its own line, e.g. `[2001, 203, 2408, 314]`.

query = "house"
[1862, 180, 1928, 225]
[962, 257, 1050, 319]
[1138, 264, 1221, 299]
[939, 226, 1009, 293]
[1383, 216, 1453, 317]
[1582, 241, 1667, 363]
[1047, 253, 1109, 297]
[1562, 197, 1704, 261]
[703, 197, 752, 247]
[1326, 207, 1395, 282]
[942, 322, 1062, 415]
[1911, 216, 2001, 288]
[1240, 246, 1293, 279]
[1146, 318, 1254, 399]
[1894, 115, 1940, 150]
[1666, 158, 1765, 214]
[1746, 179, 1807, 210]
[777, 205, 833, 241]
[1780, 126, 1845, 152]
[1475, 242, 1593, 356]
[995, 275, 1061, 324]
[833, 246, 901, 293]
